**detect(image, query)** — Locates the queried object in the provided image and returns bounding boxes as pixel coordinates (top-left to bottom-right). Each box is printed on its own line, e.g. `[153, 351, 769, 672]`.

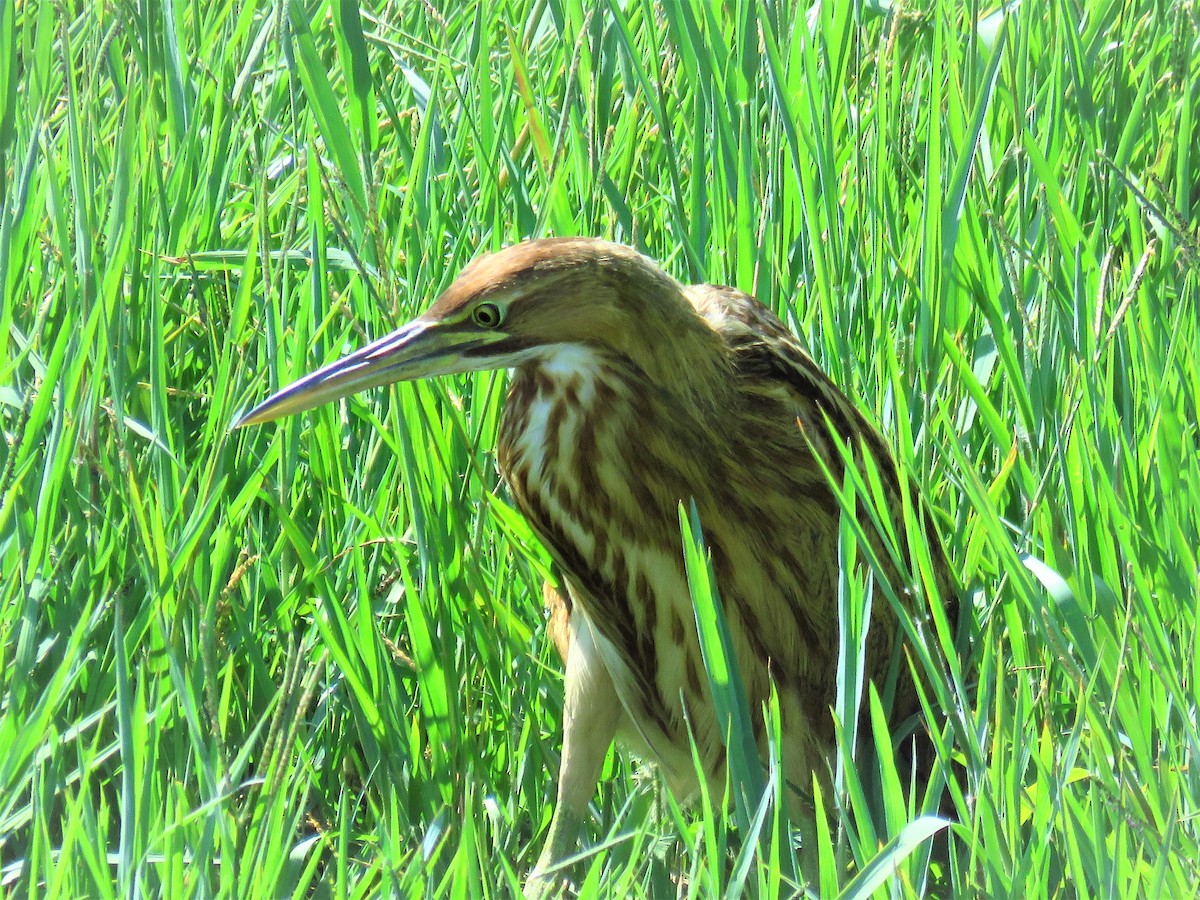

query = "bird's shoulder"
[683, 283, 863, 443]
[684, 284, 812, 372]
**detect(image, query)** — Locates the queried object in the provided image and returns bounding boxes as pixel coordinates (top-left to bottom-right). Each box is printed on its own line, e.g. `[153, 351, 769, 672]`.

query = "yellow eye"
[472, 302, 504, 328]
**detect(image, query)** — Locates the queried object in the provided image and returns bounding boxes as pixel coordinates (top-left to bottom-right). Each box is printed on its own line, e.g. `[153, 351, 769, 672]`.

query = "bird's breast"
[497, 346, 733, 787]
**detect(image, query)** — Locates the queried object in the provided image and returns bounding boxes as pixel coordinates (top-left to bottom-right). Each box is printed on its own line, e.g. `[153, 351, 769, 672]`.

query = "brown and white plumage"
[237, 237, 957, 893]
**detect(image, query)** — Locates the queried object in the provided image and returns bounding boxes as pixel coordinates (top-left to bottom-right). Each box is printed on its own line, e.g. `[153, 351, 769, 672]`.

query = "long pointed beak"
[236, 318, 459, 427]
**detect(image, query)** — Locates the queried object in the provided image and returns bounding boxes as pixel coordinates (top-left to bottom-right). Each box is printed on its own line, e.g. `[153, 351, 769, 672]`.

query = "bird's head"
[237, 238, 724, 427]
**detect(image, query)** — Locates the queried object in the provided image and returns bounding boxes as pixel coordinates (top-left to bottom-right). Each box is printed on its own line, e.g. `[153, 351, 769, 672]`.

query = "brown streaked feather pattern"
[483, 240, 956, 807]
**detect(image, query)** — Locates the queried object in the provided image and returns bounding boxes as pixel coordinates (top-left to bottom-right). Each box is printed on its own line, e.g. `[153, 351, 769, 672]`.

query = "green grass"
[2, 0, 1198, 895]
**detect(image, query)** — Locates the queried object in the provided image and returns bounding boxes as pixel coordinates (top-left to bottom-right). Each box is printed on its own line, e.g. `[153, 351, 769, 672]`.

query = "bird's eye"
[472, 302, 504, 328]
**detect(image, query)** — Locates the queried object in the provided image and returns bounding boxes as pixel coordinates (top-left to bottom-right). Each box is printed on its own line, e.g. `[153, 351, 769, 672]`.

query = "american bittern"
[239, 238, 956, 891]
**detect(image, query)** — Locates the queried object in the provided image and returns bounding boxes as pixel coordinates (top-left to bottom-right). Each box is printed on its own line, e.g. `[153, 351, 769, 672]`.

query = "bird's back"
[686, 285, 957, 730]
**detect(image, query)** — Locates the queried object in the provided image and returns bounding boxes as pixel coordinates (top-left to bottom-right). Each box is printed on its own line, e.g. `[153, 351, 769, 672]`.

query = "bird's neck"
[497, 342, 711, 549]
[499, 345, 618, 495]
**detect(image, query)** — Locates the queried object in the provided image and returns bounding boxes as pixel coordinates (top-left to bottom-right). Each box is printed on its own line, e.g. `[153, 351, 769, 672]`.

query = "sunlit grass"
[2, 0, 1197, 896]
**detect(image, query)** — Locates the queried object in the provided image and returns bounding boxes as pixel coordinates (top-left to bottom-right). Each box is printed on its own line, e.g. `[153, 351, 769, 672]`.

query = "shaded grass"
[2, 0, 1198, 896]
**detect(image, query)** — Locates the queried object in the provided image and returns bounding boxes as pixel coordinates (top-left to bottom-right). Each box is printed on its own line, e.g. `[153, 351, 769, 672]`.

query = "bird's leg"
[525, 608, 623, 898]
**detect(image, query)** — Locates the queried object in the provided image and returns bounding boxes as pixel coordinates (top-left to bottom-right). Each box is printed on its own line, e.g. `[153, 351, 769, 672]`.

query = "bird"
[237, 237, 957, 893]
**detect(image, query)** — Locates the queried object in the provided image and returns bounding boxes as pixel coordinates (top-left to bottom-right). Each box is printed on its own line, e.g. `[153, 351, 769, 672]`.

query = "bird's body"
[238, 238, 956, 892]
